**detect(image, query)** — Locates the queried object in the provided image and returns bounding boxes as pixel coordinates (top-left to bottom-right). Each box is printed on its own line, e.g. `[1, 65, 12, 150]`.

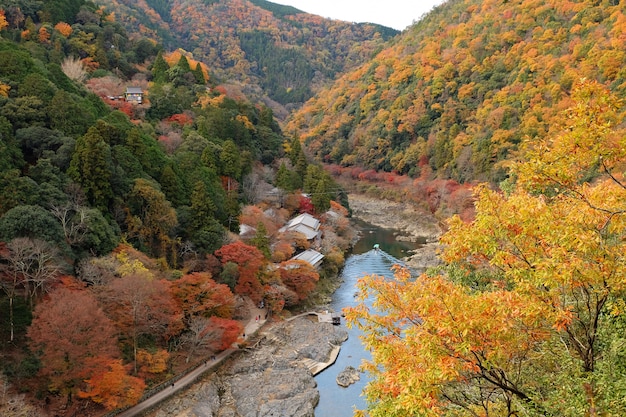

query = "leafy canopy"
[346, 79, 626, 417]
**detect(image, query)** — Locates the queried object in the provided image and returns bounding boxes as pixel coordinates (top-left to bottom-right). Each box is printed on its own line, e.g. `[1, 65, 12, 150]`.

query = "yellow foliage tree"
[346, 79, 626, 416]
[0, 10, 8, 31]
[0, 82, 10, 97]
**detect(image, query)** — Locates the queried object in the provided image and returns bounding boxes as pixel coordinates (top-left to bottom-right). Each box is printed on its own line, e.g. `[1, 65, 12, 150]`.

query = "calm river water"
[314, 220, 423, 416]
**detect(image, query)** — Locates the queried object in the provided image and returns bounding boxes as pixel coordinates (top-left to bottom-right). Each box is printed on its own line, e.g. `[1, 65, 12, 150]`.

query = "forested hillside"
[93, 0, 398, 117]
[287, 0, 626, 184]
[0, 1, 354, 415]
[4, 0, 626, 415]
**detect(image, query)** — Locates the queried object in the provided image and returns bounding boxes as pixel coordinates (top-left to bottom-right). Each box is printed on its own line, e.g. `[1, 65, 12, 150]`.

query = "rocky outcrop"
[336, 366, 361, 387]
[149, 316, 348, 417]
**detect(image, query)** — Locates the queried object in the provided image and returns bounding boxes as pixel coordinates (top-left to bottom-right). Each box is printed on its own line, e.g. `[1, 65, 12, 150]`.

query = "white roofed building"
[279, 213, 321, 241]
[291, 249, 324, 269]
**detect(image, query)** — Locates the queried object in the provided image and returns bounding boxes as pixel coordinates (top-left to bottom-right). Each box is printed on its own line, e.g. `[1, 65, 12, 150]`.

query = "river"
[314, 220, 423, 416]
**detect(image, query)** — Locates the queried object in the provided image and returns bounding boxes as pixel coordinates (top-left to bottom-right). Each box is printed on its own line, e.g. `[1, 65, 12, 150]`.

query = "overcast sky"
[269, 0, 447, 31]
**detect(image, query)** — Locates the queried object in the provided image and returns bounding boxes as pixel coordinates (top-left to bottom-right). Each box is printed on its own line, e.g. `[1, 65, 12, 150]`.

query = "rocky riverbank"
[348, 194, 443, 271]
[147, 317, 348, 417]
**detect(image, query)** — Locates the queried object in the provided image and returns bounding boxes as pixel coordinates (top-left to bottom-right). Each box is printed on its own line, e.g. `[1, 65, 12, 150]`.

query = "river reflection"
[314, 221, 423, 416]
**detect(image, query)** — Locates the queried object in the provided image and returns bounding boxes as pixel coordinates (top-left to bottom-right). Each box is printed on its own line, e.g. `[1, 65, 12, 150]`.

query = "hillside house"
[279, 213, 321, 241]
[124, 87, 143, 103]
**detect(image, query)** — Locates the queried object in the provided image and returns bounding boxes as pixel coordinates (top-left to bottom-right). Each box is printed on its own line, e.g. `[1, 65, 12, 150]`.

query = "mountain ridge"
[94, 0, 399, 118]
[286, 0, 626, 184]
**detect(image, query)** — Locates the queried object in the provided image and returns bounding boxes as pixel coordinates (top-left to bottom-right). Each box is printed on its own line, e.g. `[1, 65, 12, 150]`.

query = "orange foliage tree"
[78, 359, 145, 410]
[99, 273, 183, 374]
[278, 260, 319, 301]
[53, 21, 72, 37]
[136, 348, 169, 378]
[0, 10, 8, 31]
[27, 287, 128, 403]
[171, 272, 236, 320]
[215, 241, 266, 303]
[38, 26, 50, 43]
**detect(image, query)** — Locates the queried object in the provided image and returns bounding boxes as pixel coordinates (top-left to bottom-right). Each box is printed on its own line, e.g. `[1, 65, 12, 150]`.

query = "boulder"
[336, 366, 361, 387]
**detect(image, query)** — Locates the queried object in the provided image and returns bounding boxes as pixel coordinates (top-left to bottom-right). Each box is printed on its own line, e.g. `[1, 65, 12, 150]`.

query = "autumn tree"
[171, 272, 236, 320]
[346, 80, 626, 416]
[0, 82, 10, 97]
[54, 21, 72, 37]
[38, 26, 50, 43]
[278, 259, 319, 301]
[206, 316, 243, 351]
[0, 238, 63, 341]
[100, 273, 183, 374]
[78, 359, 145, 410]
[215, 241, 265, 303]
[136, 349, 169, 378]
[27, 287, 125, 404]
[178, 316, 243, 363]
[0, 10, 8, 32]
[271, 239, 294, 263]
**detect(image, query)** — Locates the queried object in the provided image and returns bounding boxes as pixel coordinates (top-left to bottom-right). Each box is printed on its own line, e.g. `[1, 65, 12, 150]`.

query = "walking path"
[115, 305, 267, 417]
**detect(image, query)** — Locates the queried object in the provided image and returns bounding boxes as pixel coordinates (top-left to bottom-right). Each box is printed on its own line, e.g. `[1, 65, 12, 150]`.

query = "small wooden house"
[124, 87, 143, 104]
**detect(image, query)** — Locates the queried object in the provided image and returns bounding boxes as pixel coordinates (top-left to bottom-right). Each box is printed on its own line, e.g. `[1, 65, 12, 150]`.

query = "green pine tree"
[275, 162, 293, 191]
[192, 62, 206, 84]
[68, 126, 113, 210]
[251, 221, 271, 259]
[177, 54, 191, 72]
[220, 140, 241, 190]
[151, 51, 169, 84]
[190, 180, 217, 230]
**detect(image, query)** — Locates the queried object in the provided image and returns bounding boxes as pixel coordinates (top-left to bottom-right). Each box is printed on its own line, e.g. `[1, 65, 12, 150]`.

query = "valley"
[1, 0, 626, 416]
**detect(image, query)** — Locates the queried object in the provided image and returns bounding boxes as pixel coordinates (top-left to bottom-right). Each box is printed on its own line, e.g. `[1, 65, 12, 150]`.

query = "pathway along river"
[314, 219, 424, 416]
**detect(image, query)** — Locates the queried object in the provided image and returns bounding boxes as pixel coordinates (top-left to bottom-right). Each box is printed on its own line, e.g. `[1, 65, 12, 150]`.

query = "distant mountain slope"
[287, 0, 626, 183]
[94, 0, 398, 117]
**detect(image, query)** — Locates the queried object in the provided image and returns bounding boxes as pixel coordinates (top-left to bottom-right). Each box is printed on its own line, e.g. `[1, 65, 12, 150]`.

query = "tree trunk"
[9, 295, 14, 343]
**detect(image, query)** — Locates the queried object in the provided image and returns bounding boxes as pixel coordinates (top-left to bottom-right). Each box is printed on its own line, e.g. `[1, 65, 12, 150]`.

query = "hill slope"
[286, 0, 626, 183]
[94, 0, 398, 117]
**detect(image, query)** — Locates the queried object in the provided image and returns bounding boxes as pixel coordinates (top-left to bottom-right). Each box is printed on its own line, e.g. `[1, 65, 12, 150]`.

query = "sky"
[269, 0, 448, 31]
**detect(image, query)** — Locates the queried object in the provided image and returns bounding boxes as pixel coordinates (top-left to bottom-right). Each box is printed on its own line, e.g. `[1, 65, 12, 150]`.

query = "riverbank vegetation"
[0, 2, 355, 415]
[4, 0, 626, 415]
[346, 80, 626, 416]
